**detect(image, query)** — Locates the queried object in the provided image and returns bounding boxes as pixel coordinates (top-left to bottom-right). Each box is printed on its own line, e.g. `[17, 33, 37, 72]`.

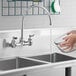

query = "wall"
[0, 0, 76, 30]
[52, 0, 76, 27]
[0, 0, 51, 30]
[0, 28, 51, 58]
[0, 0, 51, 57]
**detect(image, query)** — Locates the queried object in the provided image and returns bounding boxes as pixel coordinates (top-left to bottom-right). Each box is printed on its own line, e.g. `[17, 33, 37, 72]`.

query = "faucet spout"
[20, 5, 52, 45]
[31, 5, 52, 25]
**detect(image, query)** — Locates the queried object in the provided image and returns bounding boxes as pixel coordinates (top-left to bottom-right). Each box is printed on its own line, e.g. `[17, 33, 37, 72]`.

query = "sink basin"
[18, 58, 45, 68]
[29, 53, 76, 63]
[0, 58, 16, 70]
[0, 57, 45, 71]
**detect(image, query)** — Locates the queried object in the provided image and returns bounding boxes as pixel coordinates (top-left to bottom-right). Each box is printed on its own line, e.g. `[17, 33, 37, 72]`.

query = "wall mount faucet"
[20, 5, 52, 45]
[2, 5, 51, 48]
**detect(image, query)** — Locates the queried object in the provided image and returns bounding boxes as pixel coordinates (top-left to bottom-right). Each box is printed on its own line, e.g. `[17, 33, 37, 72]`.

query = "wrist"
[73, 34, 76, 43]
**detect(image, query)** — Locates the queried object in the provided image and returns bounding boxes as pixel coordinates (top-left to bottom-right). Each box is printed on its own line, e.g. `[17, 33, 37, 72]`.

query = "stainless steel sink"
[29, 53, 76, 63]
[18, 58, 45, 68]
[0, 57, 45, 71]
[0, 58, 16, 70]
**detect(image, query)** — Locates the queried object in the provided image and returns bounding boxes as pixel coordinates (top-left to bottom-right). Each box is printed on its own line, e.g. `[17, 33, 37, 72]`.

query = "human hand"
[59, 33, 76, 50]
[67, 30, 76, 35]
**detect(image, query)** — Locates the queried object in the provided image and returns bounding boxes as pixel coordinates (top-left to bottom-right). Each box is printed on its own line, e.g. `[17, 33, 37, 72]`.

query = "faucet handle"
[28, 34, 34, 46]
[10, 36, 18, 48]
[29, 34, 35, 37]
[13, 36, 18, 39]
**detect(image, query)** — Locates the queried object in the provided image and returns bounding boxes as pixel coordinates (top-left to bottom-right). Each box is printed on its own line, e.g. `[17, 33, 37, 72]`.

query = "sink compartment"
[29, 53, 76, 63]
[0, 57, 45, 71]
[0, 58, 16, 70]
[18, 58, 45, 68]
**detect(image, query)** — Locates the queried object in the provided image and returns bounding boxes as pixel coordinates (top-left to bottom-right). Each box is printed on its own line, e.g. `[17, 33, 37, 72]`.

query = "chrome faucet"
[20, 5, 52, 45]
[3, 34, 34, 48]
[3, 5, 52, 48]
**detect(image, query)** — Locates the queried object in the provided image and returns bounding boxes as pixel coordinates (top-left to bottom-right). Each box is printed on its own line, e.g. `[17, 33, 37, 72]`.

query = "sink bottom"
[29, 53, 76, 63]
[0, 57, 45, 71]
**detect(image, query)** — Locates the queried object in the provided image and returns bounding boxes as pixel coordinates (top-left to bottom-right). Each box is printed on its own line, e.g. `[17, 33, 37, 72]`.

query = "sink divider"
[16, 57, 19, 69]
[50, 53, 56, 62]
[53, 53, 56, 62]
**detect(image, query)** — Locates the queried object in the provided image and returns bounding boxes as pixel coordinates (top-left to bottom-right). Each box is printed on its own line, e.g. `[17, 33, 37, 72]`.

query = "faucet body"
[20, 5, 52, 45]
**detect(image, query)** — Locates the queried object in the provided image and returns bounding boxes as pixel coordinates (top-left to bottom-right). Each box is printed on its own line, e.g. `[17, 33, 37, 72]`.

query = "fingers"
[58, 31, 76, 52]
[59, 42, 70, 47]
[59, 41, 67, 47]
[63, 34, 72, 41]
[67, 31, 73, 35]
[63, 36, 68, 41]
[67, 32, 72, 35]
[67, 30, 76, 35]
[62, 45, 70, 50]
[62, 45, 73, 51]
[59, 43, 73, 51]
[69, 45, 73, 51]
[59, 37, 73, 50]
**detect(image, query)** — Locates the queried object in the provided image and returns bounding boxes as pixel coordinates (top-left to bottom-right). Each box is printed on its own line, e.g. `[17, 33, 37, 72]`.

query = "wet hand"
[67, 30, 76, 35]
[59, 34, 76, 50]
